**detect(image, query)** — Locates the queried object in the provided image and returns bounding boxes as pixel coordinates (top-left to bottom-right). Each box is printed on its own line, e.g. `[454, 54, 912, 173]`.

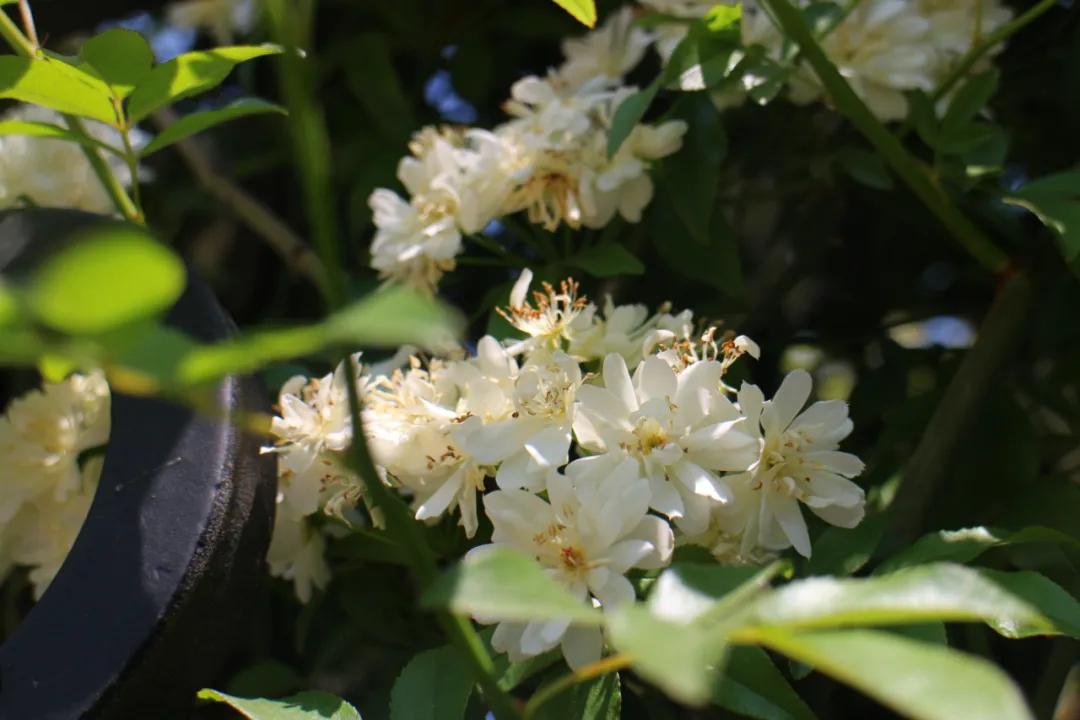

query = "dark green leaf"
[197, 689, 362, 719]
[127, 45, 282, 123]
[497, 650, 561, 691]
[27, 225, 185, 335]
[876, 526, 1080, 575]
[390, 646, 474, 720]
[1004, 170, 1080, 261]
[836, 147, 893, 190]
[804, 513, 887, 576]
[655, 94, 725, 244]
[0, 56, 115, 124]
[750, 629, 1033, 720]
[651, 190, 743, 296]
[139, 98, 285, 157]
[714, 646, 818, 720]
[533, 672, 621, 720]
[80, 28, 154, 97]
[421, 546, 601, 625]
[907, 89, 939, 148]
[942, 69, 999, 131]
[567, 243, 644, 277]
[551, 0, 596, 27]
[978, 569, 1080, 639]
[607, 80, 659, 158]
[227, 661, 303, 699]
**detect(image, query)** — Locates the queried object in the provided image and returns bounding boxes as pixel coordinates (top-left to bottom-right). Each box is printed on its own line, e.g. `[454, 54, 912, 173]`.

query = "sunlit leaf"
[139, 98, 286, 157]
[197, 689, 362, 719]
[0, 119, 122, 154]
[390, 646, 474, 720]
[750, 629, 1033, 720]
[420, 546, 601, 625]
[1004, 171, 1080, 262]
[551, 0, 597, 27]
[127, 45, 283, 123]
[80, 28, 155, 97]
[876, 526, 1080, 575]
[978, 569, 1080, 639]
[749, 563, 1052, 633]
[0, 56, 115, 124]
[27, 225, 186, 335]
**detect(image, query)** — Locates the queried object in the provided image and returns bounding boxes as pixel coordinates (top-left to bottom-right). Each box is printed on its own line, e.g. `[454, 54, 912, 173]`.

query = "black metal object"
[0, 209, 277, 719]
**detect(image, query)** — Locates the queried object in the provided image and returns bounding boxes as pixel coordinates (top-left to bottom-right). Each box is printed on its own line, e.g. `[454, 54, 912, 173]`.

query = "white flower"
[917, 0, 1013, 65]
[0, 106, 146, 214]
[498, 269, 590, 354]
[474, 467, 673, 669]
[572, 353, 758, 534]
[558, 6, 653, 89]
[0, 372, 109, 598]
[499, 76, 686, 230]
[369, 128, 511, 292]
[719, 369, 866, 558]
[266, 509, 331, 603]
[167, 0, 257, 43]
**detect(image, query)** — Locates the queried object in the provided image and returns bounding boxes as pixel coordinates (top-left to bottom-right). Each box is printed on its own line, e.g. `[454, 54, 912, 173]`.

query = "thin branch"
[16, 0, 38, 49]
[0, 6, 35, 56]
[64, 113, 143, 223]
[151, 109, 329, 294]
[760, 0, 1010, 274]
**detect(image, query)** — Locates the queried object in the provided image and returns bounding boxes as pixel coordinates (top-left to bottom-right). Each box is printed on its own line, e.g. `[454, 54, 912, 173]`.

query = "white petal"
[763, 370, 812, 436]
[804, 451, 865, 478]
[649, 476, 685, 518]
[671, 459, 733, 504]
[772, 494, 812, 558]
[520, 618, 569, 656]
[635, 356, 677, 401]
[624, 515, 674, 569]
[524, 425, 572, 469]
[810, 502, 865, 529]
[605, 539, 654, 574]
[560, 626, 603, 671]
[510, 268, 534, 307]
[591, 573, 636, 610]
[603, 353, 639, 413]
[415, 468, 463, 521]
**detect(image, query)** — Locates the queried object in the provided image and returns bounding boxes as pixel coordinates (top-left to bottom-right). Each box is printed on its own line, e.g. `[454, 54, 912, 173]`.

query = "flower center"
[628, 416, 668, 456]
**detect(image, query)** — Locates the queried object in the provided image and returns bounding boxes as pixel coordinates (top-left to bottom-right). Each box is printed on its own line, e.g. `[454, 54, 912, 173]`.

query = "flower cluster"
[367, 7, 687, 294]
[266, 271, 866, 668]
[643, 0, 1013, 121]
[0, 372, 110, 599]
[0, 105, 145, 215]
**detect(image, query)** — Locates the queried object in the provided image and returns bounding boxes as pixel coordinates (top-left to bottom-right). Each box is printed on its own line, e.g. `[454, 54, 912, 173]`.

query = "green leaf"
[551, 0, 596, 27]
[0, 119, 123, 154]
[127, 45, 283, 123]
[80, 28, 154, 97]
[607, 603, 728, 706]
[420, 546, 601, 625]
[607, 79, 659, 158]
[749, 563, 1052, 633]
[566, 243, 644, 277]
[139, 98, 286, 157]
[390, 646, 474, 720]
[0, 280, 17, 327]
[197, 689, 362, 719]
[978, 569, 1080, 639]
[704, 4, 742, 31]
[533, 672, 621, 720]
[713, 646, 818, 720]
[875, 526, 1080, 575]
[226, 661, 303, 699]
[942, 69, 999, 131]
[655, 95, 725, 245]
[836, 147, 893, 191]
[1004, 170, 1080, 261]
[651, 189, 743, 297]
[647, 563, 762, 622]
[750, 629, 1033, 720]
[804, 513, 887, 576]
[0, 56, 115, 124]
[27, 224, 186, 335]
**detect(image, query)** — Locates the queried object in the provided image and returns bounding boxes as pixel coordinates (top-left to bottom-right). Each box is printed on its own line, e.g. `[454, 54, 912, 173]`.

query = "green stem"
[931, 0, 1057, 103]
[263, 0, 345, 311]
[64, 114, 143, 223]
[760, 0, 1009, 274]
[119, 124, 144, 219]
[0, 6, 34, 56]
[522, 654, 631, 719]
[341, 356, 522, 720]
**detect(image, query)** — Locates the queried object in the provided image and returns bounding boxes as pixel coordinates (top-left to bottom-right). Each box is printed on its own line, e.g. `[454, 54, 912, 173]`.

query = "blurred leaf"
[800, 2, 843, 33]
[651, 190, 743, 297]
[551, 0, 597, 27]
[533, 672, 621, 720]
[713, 646, 818, 720]
[27, 225, 185, 335]
[197, 689, 362, 719]
[704, 4, 742, 31]
[887, 622, 948, 645]
[876, 526, 1080, 575]
[749, 563, 1052, 633]
[607, 603, 728, 706]
[647, 563, 762, 622]
[127, 45, 282, 123]
[342, 33, 414, 142]
[750, 629, 1033, 720]
[607, 80, 659, 158]
[907, 89, 939, 148]
[497, 650, 561, 691]
[1004, 170, 1080, 261]
[227, 661, 303, 699]
[420, 546, 601, 625]
[139, 98, 286, 157]
[978, 569, 1080, 639]
[0, 56, 115, 124]
[390, 646, 474, 720]
[0, 119, 122, 154]
[567, 243, 644, 277]
[0, 281, 16, 327]
[836, 147, 893, 190]
[80, 28, 154, 98]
